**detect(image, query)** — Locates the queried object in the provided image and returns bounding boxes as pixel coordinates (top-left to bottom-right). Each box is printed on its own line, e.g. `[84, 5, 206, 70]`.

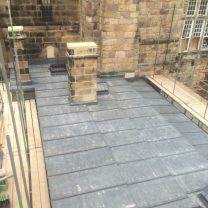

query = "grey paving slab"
[87, 100, 118, 111]
[139, 126, 182, 142]
[106, 79, 128, 86]
[97, 93, 115, 101]
[97, 118, 136, 133]
[154, 198, 198, 208]
[183, 132, 208, 145]
[133, 115, 168, 129]
[11, 72, 49, 80]
[30, 71, 50, 78]
[119, 158, 170, 184]
[153, 137, 195, 157]
[36, 88, 68, 98]
[91, 109, 126, 122]
[41, 122, 99, 141]
[35, 82, 67, 91]
[129, 177, 186, 208]
[31, 71, 208, 208]
[145, 98, 170, 106]
[113, 92, 142, 100]
[162, 152, 208, 175]
[111, 142, 157, 163]
[32, 76, 67, 83]
[132, 85, 156, 92]
[162, 114, 189, 123]
[40, 112, 92, 128]
[38, 104, 87, 117]
[52, 186, 136, 208]
[30, 64, 50, 72]
[48, 165, 124, 200]
[103, 129, 145, 147]
[172, 122, 203, 133]
[153, 105, 180, 114]
[128, 79, 147, 86]
[176, 169, 208, 193]
[139, 91, 163, 99]
[117, 98, 151, 109]
[46, 148, 114, 176]
[36, 96, 69, 107]
[194, 145, 208, 159]
[109, 85, 136, 93]
[124, 106, 159, 118]
[43, 133, 106, 157]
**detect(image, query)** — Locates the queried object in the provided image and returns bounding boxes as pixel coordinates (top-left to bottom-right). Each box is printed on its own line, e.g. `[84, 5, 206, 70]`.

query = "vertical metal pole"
[7, 2, 31, 204]
[16, 91, 28, 151]
[7, 0, 28, 152]
[0, 43, 30, 208]
[204, 89, 208, 119]
[10, 62, 28, 158]
[162, 5, 176, 71]
[6, 135, 23, 208]
[173, 66, 179, 94]
[7, 0, 25, 100]
[153, 18, 162, 79]
[7, 0, 27, 136]
[204, 102, 208, 119]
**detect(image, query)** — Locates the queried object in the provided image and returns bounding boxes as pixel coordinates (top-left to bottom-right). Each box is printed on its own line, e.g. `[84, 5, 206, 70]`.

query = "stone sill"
[180, 50, 208, 56]
[140, 38, 180, 45]
[7, 35, 27, 40]
[66, 52, 99, 59]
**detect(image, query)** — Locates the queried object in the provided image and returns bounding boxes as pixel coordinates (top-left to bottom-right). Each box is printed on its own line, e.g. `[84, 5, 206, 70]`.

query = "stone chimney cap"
[67, 42, 97, 49]
[8, 26, 24, 32]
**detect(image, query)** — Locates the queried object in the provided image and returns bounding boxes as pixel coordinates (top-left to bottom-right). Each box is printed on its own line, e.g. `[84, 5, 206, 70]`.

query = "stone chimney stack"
[7, 26, 31, 82]
[66, 42, 98, 104]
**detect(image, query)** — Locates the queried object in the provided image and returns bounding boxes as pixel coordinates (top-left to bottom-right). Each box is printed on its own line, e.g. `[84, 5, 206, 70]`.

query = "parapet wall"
[0, 0, 207, 76]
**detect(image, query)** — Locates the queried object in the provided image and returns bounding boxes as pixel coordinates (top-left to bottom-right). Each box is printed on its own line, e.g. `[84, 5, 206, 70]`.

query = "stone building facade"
[0, 0, 208, 75]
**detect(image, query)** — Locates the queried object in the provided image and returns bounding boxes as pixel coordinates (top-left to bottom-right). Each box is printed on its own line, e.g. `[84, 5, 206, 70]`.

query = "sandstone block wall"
[0, 0, 80, 60]
[0, 0, 207, 76]
[68, 58, 97, 103]
[67, 42, 98, 104]
[99, 0, 139, 73]
[137, 0, 185, 74]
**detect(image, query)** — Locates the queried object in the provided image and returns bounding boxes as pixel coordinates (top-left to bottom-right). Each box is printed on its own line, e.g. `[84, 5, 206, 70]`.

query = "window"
[199, 0, 208, 15]
[202, 22, 208, 49]
[37, 0, 51, 5]
[40, 0, 52, 22]
[181, 0, 208, 51]
[183, 20, 193, 38]
[187, 0, 197, 16]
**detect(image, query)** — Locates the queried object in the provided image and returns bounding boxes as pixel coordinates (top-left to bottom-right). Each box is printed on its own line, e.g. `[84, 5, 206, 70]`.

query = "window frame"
[181, 0, 208, 52]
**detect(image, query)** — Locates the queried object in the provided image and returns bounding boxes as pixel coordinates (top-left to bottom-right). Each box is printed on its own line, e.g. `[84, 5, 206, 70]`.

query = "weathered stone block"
[67, 42, 98, 104]
[67, 42, 97, 56]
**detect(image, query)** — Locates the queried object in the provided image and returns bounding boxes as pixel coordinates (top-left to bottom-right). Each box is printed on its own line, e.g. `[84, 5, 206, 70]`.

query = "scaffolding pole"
[162, 5, 176, 71]
[6, 135, 23, 208]
[0, 42, 30, 208]
[153, 18, 162, 78]
[6, 0, 32, 206]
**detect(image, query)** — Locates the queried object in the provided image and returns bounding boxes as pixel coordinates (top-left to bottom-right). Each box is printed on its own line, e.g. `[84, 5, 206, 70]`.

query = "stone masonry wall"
[0, 0, 80, 60]
[0, 0, 207, 75]
[99, 0, 139, 73]
[80, 0, 103, 70]
[0, 0, 79, 26]
[137, 0, 185, 75]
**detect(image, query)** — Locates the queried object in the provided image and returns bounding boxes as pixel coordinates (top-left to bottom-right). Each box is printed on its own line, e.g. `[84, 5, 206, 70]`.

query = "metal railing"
[151, 63, 208, 121]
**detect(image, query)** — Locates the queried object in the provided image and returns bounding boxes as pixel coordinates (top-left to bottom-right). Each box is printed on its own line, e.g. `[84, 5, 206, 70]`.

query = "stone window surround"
[37, 0, 51, 5]
[181, 0, 208, 52]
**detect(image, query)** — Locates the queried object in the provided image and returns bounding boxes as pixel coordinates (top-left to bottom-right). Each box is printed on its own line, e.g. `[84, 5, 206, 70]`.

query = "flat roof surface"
[29, 65, 208, 208]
